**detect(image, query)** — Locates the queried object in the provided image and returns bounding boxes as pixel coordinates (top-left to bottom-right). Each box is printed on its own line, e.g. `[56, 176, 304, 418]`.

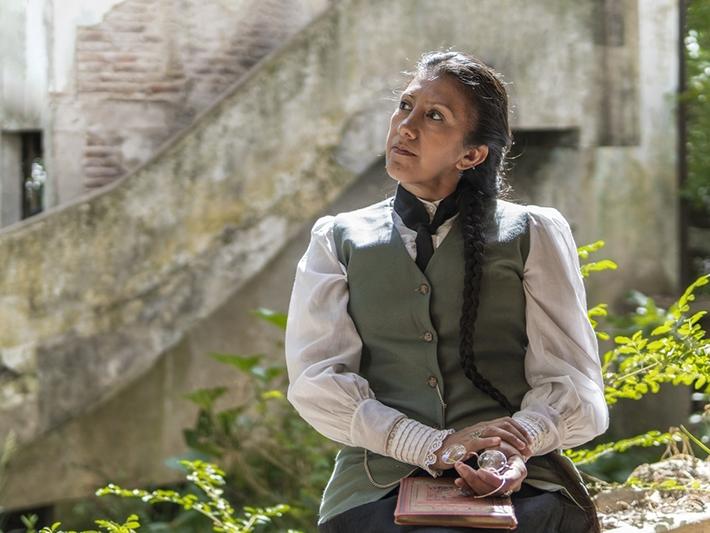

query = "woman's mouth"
[392, 145, 416, 156]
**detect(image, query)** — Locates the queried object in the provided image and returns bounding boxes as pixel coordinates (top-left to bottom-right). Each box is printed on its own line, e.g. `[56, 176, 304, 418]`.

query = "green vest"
[319, 197, 573, 524]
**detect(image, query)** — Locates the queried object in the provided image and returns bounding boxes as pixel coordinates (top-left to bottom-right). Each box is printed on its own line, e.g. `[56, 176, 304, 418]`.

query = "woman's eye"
[397, 101, 443, 121]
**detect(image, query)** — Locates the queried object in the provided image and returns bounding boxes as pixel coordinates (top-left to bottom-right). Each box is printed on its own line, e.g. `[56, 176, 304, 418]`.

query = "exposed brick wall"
[84, 132, 124, 188]
[67, 0, 327, 192]
[76, 1, 184, 100]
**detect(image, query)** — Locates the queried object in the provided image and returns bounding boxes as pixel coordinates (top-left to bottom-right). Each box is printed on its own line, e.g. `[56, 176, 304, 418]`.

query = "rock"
[593, 455, 710, 532]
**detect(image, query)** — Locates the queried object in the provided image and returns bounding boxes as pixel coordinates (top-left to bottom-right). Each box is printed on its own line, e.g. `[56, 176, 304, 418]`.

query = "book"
[394, 476, 518, 529]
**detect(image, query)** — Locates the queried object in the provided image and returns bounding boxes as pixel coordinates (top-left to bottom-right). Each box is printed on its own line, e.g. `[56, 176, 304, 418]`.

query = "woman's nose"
[398, 115, 417, 139]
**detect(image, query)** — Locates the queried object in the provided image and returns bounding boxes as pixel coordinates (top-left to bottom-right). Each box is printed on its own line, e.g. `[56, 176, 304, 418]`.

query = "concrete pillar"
[0, 132, 23, 227]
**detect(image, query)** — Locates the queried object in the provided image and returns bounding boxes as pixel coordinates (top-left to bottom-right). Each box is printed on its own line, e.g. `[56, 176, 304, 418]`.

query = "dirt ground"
[593, 455, 710, 532]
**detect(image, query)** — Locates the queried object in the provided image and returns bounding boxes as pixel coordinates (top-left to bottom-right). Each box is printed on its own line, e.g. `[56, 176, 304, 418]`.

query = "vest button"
[418, 283, 430, 295]
[422, 331, 434, 342]
[427, 375, 438, 388]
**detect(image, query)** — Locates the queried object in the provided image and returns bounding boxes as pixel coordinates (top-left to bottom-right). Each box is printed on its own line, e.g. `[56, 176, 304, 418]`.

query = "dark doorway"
[20, 131, 45, 219]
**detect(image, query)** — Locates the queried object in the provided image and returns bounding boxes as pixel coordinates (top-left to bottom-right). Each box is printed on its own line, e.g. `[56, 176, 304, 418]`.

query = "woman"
[285, 50, 609, 532]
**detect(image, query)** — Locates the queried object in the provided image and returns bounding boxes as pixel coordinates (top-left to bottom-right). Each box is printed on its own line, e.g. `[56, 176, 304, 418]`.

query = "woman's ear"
[456, 145, 489, 171]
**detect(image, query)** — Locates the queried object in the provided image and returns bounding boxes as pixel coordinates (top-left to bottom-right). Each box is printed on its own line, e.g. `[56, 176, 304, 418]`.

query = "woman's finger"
[506, 418, 534, 442]
[485, 418, 532, 447]
[477, 425, 529, 452]
[454, 462, 501, 495]
[455, 454, 528, 497]
[488, 441, 524, 460]
[456, 476, 518, 498]
[461, 466, 523, 497]
[465, 436, 501, 453]
[473, 465, 506, 487]
[497, 456, 528, 495]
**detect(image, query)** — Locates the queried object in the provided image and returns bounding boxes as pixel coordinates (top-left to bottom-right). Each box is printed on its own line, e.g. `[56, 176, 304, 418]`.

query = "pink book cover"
[394, 477, 518, 529]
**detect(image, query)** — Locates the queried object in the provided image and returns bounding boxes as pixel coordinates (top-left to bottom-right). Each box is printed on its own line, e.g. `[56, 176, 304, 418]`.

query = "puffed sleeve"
[285, 215, 408, 455]
[511, 207, 609, 456]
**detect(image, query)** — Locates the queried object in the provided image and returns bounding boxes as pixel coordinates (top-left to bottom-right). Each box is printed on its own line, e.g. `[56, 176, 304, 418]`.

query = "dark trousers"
[318, 470, 593, 533]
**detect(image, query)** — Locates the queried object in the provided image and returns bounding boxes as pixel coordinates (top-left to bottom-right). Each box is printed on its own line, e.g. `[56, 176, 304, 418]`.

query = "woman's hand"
[466, 417, 533, 460]
[431, 433, 501, 471]
[432, 417, 533, 472]
[453, 454, 528, 498]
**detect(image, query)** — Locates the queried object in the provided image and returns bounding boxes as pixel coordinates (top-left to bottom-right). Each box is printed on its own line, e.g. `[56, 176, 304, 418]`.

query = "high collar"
[416, 197, 443, 222]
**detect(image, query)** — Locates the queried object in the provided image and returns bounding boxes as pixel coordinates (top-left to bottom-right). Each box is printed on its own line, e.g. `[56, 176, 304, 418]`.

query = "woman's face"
[385, 73, 488, 201]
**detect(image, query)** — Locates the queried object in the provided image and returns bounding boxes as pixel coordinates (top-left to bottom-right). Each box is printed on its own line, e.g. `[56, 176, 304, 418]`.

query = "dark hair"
[413, 50, 515, 414]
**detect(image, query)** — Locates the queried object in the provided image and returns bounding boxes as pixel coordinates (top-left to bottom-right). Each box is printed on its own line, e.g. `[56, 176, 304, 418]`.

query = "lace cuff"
[422, 426, 456, 477]
[385, 418, 455, 477]
[512, 411, 554, 455]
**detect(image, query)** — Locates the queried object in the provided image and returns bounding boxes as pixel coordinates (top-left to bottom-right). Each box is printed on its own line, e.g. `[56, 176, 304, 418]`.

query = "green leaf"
[210, 353, 264, 372]
[646, 339, 665, 351]
[261, 390, 285, 400]
[184, 387, 227, 410]
[689, 310, 708, 325]
[250, 365, 285, 382]
[251, 308, 288, 329]
[617, 345, 637, 354]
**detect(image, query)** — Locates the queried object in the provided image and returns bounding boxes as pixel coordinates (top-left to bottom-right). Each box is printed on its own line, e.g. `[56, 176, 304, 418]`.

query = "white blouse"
[285, 196, 609, 475]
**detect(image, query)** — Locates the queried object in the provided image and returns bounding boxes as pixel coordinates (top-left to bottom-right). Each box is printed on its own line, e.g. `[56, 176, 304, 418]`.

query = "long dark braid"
[457, 175, 515, 415]
[415, 50, 515, 414]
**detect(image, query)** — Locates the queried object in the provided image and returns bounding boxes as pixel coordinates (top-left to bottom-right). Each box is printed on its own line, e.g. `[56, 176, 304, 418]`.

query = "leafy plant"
[566, 242, 710, 485]
[602, 275, 709, 405]
[7, 309, 334, 533]
[35, 514, 141, 533]
[16, 461, 295, 533]
[179, 309, 338, 531]
[682, 0, 710, 215]
[97, 461, 293, 533]
[564, 431, 675, 466]
[579, 240, 618, 342]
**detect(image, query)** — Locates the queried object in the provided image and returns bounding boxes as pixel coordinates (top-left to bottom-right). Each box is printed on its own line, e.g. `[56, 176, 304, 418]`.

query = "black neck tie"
[393, 181, 463, 271]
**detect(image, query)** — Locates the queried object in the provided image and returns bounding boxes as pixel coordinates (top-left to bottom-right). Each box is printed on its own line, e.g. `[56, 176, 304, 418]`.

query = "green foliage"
[587, 304, 610, 341]
[564, 431, 674, 466]
[34, 514, 141, 533]
[578, 241, 616, 341]
[569, 242, 710, 484]
[18, 461, 294, 533]
[682, 0, 710, 214]
[577, 242, 710, 406]
[577, 240, 619, 280]
[7, 310, 331, 533]
[96, 461, 291, 533]
[250, 308, 287, 330]
[625, 477, 709, 492]
[602, 275, 709, 405]
[606, 290, 669, 338]
[179, 311, 338, 531]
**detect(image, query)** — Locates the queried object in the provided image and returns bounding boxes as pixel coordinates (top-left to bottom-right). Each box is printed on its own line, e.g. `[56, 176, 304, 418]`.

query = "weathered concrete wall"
[0, 0, 49, 226]
[0, 0, 680, 509]
[48, 0, 330, 205]
[0, 157, 392, 509]
[0, 0, 47, 130]
[0, 133, 23, 227]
